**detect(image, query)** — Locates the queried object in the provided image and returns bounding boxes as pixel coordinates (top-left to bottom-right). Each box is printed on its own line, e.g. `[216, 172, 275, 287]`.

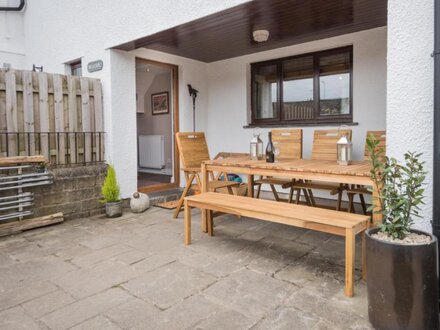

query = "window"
[70, 60, 82, 76]
[251, 46, 352, 125]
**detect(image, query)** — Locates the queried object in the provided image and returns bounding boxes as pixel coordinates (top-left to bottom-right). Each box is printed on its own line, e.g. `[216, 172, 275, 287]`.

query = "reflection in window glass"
[253, 64, 278, 119]
[319, 53, 350, 116]
[283, 57, 314, 120]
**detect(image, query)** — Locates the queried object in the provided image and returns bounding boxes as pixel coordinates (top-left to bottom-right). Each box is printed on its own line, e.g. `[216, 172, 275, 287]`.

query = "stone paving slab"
[40, 288, 132, 330]
[203, 268, 294, 320]
[123, 261, 217, 309]
[21, 289, 75, 319]
[70, 315, 122, 330]
[0, 207, 372, 329]
[0, 306, 41, 330]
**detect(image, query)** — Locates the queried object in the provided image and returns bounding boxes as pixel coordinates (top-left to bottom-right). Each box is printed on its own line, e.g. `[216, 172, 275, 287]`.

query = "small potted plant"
[101, 165, 122, 218]
[365, 135, 439, 330]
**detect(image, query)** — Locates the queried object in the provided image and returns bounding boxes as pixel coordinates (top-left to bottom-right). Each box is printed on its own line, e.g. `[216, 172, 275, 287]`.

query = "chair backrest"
[175, 132, 210, 169]
[271, 129, 303, 160]
[364, 130, 386, 160]
[311, 129, 352, 161]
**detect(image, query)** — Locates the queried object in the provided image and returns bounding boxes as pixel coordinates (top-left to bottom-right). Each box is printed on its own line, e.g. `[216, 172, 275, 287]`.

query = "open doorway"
[135, 58, 179, 192]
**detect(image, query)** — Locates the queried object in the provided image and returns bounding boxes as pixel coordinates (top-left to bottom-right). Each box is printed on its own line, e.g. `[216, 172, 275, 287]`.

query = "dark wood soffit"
[114, 0, 387, 63]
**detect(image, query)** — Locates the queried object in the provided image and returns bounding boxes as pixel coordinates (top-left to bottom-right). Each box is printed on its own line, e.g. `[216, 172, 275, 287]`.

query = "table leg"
[247, 174, 254, 198]
[345, 228, 355, 297]
[201, 163, 208, 233]
[184, 200, 191, 245]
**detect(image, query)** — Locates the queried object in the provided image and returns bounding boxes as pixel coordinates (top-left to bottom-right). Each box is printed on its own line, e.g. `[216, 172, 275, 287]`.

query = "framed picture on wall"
[151, 91, 169, 115]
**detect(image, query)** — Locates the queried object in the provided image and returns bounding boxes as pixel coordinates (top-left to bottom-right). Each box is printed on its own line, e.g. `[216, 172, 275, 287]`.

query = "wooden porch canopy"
[113, 0, 387, 63]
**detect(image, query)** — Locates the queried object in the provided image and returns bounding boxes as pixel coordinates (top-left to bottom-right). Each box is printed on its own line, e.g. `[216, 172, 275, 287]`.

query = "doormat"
[155, 200, 181, 210]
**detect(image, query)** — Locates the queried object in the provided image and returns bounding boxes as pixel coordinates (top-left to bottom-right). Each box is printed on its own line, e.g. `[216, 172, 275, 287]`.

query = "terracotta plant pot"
[366, 227, 439, 330]
[105, 201, 122, 218]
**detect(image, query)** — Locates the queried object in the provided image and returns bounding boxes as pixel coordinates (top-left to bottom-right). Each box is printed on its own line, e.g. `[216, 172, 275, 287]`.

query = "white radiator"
[138, 135, 165, 169]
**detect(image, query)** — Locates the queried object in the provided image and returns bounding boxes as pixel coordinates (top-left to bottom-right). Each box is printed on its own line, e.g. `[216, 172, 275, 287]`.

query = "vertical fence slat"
[5, 71, 18, 156]
[38, 73, 50, 161]
[53, 74, 65, 164]
[80, 77, 91, 163]
[67, 76, 77, 164]
[93, 79, 103, 161]
[22, 71, 35, 155]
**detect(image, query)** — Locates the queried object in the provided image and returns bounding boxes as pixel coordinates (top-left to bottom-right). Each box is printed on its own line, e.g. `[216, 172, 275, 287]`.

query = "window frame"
[70, 60, 82, 76]
[250, 46, 353, 126]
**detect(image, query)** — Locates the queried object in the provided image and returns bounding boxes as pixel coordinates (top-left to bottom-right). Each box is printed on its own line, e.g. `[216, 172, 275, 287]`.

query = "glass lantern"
[250, 133, 263, 160]
[337, 133, 352, 165]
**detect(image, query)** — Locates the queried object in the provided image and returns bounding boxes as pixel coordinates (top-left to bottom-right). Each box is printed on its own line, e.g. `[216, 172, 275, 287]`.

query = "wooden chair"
[345, 131, 386, 214]
[289, 129, 352, 209]
[253, 129, 303, 202]
[173, 132, 239, 218]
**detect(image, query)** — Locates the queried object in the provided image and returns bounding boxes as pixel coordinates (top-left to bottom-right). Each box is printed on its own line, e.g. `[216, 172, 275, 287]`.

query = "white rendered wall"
[19, 0, 249, 73]
[206, 27, 387, 164]
[387, 1, 434, 232]
[0, 9, 25, 68]
[3, 0, 245, 197]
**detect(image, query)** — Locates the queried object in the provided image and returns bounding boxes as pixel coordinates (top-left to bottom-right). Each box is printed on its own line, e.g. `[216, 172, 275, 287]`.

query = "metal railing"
[0, 132, 105, 166]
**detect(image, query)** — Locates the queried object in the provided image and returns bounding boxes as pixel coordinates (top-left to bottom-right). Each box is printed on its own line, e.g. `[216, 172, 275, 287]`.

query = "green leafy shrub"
[101, 165, 120, 203]
[367, 134, 426, 239]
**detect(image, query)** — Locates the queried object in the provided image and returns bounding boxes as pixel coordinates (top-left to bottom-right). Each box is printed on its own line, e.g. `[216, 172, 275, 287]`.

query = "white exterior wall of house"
[0, 0, 244, 197]
[206, 27, 387, 161]
[0, 9, 25, 68]
[387, 1, 434, 232]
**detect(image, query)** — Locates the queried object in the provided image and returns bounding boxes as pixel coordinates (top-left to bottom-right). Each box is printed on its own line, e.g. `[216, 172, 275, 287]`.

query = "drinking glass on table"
[274, 147, 280, 162]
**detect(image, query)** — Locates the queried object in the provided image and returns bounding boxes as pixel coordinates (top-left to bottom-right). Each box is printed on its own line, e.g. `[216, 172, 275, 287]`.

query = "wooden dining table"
[200, 156, 380, 229]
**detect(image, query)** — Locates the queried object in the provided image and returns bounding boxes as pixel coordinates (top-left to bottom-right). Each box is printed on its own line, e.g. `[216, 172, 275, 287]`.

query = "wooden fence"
[283, 102, 314, 120]
[0, 69, 104, 165]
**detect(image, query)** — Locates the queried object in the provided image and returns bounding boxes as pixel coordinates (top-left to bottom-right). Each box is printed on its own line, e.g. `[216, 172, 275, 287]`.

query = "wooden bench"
[183, 192, 369, 297]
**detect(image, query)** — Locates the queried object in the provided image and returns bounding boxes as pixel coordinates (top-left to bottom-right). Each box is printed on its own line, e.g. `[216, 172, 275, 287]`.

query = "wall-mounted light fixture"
[253, 30, 269, 43]
[188, 84, 199, 132]
[32, 65, 43, 72]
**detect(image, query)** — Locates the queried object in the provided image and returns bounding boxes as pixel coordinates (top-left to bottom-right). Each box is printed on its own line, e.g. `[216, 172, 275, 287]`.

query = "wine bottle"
[266, 132, 275, 163]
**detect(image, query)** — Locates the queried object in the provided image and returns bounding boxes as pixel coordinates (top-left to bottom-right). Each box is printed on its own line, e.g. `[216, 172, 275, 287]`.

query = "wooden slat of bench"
[188, 199, 347, 236]
[185, 192, 369, 231]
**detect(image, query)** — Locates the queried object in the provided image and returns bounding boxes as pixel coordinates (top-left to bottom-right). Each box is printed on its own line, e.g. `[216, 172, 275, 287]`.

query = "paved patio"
[0, 207, 373, 330]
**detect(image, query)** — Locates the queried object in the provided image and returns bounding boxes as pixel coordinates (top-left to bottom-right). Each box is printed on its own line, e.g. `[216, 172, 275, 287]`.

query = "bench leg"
[184, 200, 191, 245]
[362, 230, 367, 281]
[247, 175, 254, 198]
[207, 210, 214, 236]
[345, 228, 355, 297]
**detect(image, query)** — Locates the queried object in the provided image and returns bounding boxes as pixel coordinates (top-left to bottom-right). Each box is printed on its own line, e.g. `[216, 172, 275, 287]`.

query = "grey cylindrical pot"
[105, 201, 122, 218]
[366, 227, 439, 330]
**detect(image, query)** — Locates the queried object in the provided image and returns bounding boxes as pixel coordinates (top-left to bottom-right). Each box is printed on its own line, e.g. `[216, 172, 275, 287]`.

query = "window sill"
[243, 122, 359, 129]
